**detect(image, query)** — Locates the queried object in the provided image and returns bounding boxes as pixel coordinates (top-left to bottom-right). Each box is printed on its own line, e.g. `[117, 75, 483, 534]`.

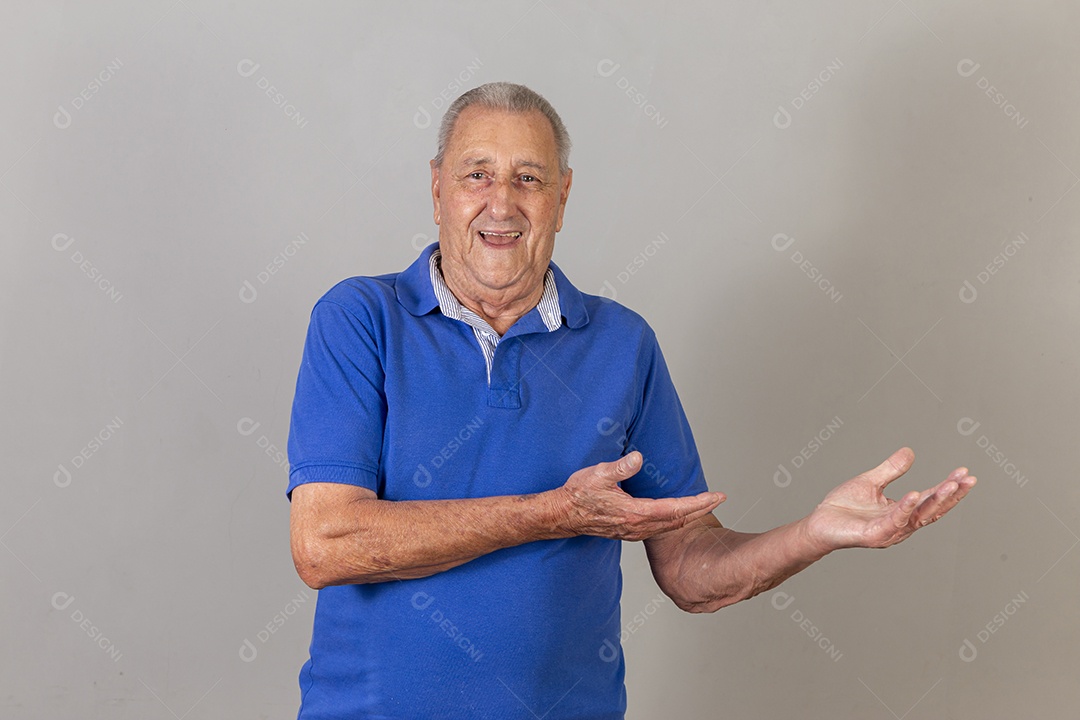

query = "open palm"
[806, 447, 977, 551]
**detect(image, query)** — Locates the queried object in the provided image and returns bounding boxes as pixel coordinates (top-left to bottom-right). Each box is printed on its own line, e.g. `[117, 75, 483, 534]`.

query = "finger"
[912, 481, 957, 521]
[594, 451, 643, 483]
[957, 474, 978, 501]
[676, 504, 722, 528]
[862, 447, 915, 491]
[655, 501, 722, 531]
[910, 474, 957, 510]
[690, 490, 726, 514]
[890, 490, 921, 528]
[630, 491, 724, 522]
[912, 474, 977, 525]
[615, 451, 643, 479]
[912, 470, 976, 512]
[947, 466, 969, 483]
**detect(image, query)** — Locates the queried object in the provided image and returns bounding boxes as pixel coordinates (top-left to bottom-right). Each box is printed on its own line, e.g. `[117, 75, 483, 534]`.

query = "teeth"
[480, 231, 521, 239]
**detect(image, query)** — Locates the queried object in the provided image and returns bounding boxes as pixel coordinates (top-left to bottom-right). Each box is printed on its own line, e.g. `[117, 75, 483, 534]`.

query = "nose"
[486, 175, 516, 221]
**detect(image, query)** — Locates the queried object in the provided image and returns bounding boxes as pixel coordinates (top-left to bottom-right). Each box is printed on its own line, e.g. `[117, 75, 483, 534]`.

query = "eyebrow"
[460, 156, 547, 172]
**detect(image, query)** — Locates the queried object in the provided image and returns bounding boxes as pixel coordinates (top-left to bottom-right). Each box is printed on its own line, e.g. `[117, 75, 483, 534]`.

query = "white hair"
[433, 81, 571, 175]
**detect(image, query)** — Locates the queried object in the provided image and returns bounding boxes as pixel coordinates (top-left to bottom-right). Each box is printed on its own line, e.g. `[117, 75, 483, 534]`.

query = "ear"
[555, 167, 573, 233]
[430, 159, 441, 225]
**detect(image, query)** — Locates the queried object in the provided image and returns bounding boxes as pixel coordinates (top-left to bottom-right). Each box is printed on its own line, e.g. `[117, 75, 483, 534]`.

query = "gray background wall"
[3, 1, 1077, 717]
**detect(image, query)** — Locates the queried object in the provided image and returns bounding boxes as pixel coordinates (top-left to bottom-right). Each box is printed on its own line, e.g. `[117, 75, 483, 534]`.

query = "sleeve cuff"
[286, 463, 379, 500]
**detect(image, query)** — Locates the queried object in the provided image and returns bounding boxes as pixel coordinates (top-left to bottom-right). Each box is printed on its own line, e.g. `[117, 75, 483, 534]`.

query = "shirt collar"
[395, 242, 589, 330]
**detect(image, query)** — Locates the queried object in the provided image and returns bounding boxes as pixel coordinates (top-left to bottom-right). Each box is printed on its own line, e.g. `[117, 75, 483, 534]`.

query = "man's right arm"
[290, 452, 723, 588]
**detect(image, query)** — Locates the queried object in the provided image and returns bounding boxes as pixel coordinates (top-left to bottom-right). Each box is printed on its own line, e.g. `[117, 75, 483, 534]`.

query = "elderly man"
[286, 82, 975, 719]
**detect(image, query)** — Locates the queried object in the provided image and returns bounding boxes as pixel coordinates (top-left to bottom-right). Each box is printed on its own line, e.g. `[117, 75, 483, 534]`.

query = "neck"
[440, 261, 545, 336]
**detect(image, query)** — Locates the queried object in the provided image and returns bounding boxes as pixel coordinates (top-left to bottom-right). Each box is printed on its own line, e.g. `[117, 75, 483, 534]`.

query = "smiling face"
[430, 105, 572, 315]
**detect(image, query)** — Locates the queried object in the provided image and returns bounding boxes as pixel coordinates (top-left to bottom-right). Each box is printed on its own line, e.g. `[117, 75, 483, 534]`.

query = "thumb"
[864, 447, 915, 491]
[609, 451, 642, 481]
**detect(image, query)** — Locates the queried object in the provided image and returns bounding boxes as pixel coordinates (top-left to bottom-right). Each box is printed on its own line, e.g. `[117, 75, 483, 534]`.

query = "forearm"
[647, 448, 978, 613]
[294, 452, 724, 589]
[296, 491, 567, 587]
[656, 515, 830, 613]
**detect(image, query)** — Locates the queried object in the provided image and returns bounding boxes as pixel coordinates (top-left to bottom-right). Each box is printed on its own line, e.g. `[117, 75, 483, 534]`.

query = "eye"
[520, 175, 537, 183]
[468, 172, 485, 180]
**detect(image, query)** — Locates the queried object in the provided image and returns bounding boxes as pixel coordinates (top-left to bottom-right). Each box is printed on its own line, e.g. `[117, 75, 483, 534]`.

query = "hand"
[551, 452, 725, 541]
[804, 447, 976, 554]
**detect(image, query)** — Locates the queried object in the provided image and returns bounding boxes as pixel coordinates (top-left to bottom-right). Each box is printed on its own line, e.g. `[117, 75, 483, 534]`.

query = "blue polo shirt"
[287, 243, 707, 720]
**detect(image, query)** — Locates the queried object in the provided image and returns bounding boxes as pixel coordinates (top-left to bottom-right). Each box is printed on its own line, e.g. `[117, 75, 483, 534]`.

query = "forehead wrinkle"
[458, 154, 548, 172]
[449, 106, 559, 171]
[517, 159, 547, 172]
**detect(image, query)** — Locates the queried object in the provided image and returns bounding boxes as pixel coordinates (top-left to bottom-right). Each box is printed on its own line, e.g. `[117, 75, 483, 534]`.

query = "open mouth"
[477, 230, 523, 246]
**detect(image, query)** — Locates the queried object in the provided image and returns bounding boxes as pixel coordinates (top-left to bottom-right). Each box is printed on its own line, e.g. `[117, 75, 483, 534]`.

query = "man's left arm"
[643, 446, 976, 613]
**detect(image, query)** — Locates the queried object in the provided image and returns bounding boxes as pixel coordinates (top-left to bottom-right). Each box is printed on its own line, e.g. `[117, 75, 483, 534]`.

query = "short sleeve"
[286, 299, 387, 499]
[618, 330, 708, 500]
